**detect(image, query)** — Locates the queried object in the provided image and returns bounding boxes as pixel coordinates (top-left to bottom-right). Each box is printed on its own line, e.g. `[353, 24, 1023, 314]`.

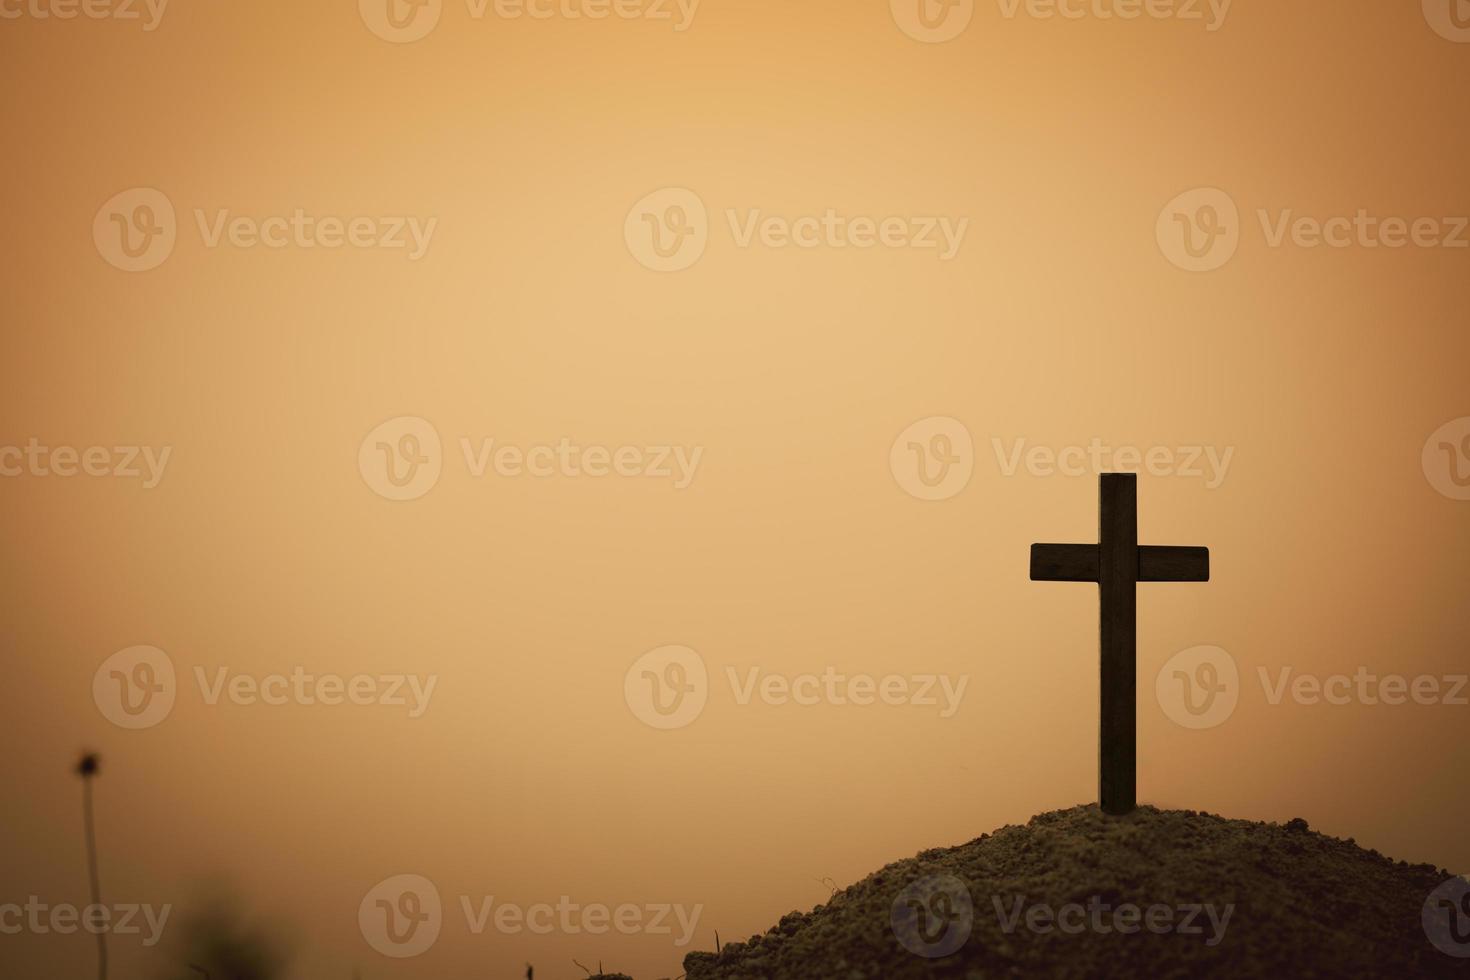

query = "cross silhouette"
[1030, 473, 1210, 816]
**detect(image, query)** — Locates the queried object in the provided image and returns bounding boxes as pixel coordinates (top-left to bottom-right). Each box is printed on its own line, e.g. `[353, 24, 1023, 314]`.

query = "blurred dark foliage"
[158, 886, 292, 980]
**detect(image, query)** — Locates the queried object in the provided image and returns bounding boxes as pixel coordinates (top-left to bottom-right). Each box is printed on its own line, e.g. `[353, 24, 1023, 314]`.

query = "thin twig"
[80, 759, 107, 980]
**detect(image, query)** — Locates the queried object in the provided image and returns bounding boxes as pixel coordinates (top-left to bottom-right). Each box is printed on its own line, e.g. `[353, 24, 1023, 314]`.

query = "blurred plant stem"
[78, 753, 107, 980]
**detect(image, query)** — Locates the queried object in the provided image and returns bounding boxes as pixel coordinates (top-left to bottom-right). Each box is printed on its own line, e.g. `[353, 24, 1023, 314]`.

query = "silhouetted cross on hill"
[1031, 473, 1210, 815]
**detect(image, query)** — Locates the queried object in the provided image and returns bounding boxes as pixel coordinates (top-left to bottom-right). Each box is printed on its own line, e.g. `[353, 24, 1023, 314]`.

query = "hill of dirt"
[681, 805, 1469, 979]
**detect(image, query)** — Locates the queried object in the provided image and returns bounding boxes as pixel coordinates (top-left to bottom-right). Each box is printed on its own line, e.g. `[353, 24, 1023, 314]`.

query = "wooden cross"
[1030, 473, 1210, 815]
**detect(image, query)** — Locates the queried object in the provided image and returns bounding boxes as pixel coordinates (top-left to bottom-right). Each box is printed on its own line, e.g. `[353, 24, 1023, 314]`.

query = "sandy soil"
[682, 805, 1469, 979]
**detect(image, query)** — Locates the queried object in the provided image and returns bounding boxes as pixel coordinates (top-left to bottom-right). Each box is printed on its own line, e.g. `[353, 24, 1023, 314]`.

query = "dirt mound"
[683, 805, 1469, 979]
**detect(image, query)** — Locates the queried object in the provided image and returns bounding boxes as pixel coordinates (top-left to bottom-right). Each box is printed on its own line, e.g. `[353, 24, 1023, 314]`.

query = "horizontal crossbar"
[1030, 543, 1097, 581]
[1141, 545, 1210, 582]
[1030, 544, 1209, 582]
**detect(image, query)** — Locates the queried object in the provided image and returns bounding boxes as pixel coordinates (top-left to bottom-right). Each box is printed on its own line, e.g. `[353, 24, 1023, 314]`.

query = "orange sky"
[2, 1, 1469, 977]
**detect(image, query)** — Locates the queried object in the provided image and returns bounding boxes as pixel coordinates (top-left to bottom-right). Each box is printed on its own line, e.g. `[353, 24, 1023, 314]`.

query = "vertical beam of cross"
[1098, 474, 1137, 816]
[1030, 473, 1210, 816]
